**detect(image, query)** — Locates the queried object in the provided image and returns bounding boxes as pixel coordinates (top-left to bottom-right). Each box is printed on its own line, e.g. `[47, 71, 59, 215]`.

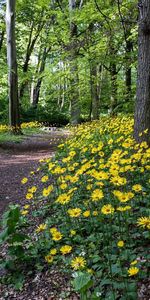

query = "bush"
[20, 106, 69, 127]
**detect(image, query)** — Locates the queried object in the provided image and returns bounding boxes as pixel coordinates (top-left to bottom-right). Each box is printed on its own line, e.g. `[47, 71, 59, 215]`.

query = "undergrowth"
[0, 116, 150, 299]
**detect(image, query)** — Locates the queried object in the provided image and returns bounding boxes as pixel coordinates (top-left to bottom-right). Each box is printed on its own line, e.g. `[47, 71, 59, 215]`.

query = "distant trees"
[6, 0, 20, 131]
[68, 0, 80, 124]
[1, 0, 143, 127]
[134, 0, 150, 143]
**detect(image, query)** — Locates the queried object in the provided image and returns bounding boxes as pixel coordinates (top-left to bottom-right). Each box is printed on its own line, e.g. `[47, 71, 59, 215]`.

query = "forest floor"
[0, 129, 68, 216]
[0, 129, 79, 300]
[0, 129, 149, 300]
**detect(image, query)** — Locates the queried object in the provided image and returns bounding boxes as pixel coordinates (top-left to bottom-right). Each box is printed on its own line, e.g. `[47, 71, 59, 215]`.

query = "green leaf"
[72, 272, 93, 292]
[0, 228, 8, 243]
[99, 278, 111, 287]
[13, 274, 25, 290]
[92, 255, 101, 263]
[111, 264, 121, 274]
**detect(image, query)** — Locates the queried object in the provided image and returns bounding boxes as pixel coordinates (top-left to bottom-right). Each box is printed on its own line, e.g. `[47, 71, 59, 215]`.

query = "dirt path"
[0, 130, 80, 300]
[0, 130, 69, 216]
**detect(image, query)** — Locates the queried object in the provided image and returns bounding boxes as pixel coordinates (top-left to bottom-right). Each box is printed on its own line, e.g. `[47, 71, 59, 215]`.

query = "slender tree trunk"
[69, 0, 80, 125]
[19, 20, 44, 100]
[97, 64, 103, 105]
[110, 62, 117, 114]
[90, 61, 99, 120]
[125, 38, 132, 102]
[32, 47, 48, 108]
[0, 29, 4, 51]
[6, 0, 20, 131]
[134, 0, 150, 143]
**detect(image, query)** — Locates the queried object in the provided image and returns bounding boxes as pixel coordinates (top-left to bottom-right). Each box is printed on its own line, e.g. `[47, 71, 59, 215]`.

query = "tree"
[19, 12, 45, 100]
[134, 0, 150, 143]
[69, 0, 80, 124]
[6, 0, 20, 130]
[1, 0, 139, 125]
[32, 46, 50, 108]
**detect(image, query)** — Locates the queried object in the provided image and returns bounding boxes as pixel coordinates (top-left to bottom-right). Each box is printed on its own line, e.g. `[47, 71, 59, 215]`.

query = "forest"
[0, 0, 138, 125]
[0, 1, 150, 299]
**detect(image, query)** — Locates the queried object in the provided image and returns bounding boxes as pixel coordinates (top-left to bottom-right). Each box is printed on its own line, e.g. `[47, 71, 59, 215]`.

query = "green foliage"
[72, 272, 94, 300]
[20, 106, 69, 126]
[1, 116, 149, 299]
[0, 205, 28, 269]
[0, 122, 41, 143]
[1, 0, 138, 124]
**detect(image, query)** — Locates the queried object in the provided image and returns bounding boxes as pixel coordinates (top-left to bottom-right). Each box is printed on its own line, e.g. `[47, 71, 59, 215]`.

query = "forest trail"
[0, 130, 69, 216]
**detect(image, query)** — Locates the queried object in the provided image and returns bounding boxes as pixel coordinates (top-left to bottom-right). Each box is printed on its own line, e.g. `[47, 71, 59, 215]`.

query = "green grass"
[0, 127, 42, 144]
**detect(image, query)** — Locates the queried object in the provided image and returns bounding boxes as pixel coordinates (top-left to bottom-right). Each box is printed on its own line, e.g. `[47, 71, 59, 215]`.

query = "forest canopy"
[0, 0, 137, 125]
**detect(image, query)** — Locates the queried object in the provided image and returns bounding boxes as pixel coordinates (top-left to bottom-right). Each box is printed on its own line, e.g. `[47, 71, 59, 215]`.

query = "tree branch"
[117, 0, 127, 44]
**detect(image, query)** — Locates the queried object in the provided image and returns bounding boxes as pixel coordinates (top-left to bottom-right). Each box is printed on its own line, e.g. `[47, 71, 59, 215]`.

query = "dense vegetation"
[1, 117, 150, 299]
[0, 0, 150, 299]
[0, 0, 137, 125]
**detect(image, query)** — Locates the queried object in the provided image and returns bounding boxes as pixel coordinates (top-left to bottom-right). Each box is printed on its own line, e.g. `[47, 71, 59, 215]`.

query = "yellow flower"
[93, 210, 98, 216]
[113, 190, 134, 203]
[28, 186, 37, 193]
[87, 268, 94, 274]
[56, 193, 71, 205]
[21, 177, 28, 184]
[24, 205, 30, 209]
[71, 256, 86, 270]
[42, 185, 53, 197]
[96, 181, 104, 187]
[117, 206, 132, 212]
[91, 189, 104, 202]
[128, 267, 139, 276]
[70, 230, 76, 236]
[130, 260, 138, 266]
[137, 217, 150, 229]
[41, 175, 49, 183]
[68, 208, 81, 218]
[108, 139, 113, 145]
[101, 204, 115, 215]
[50, 227, 58, 234]
[48, 163, 55, 171]
[86, 184, 93, 190]
[26, 193, 33, 200]
[132, 184, 142, 192]
[68, 166, 75, 172]
[36, 224, 47, 233]
[117, 240, 124, 247]
[52, 231, 63, 241]
[45, 254, 54, 263]
[69, 151, 76, 157]
[144, 128, 148, 134]
[50, 248, 57, 255]
[21, 210, 28, 216]
[60, 183, 67, 190]
[60, 245, 72, 255]
[83, 210, 90, 217]
[110, 176, 127, 186]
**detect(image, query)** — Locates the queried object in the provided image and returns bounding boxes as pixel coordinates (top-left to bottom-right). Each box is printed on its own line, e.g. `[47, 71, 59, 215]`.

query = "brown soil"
[0, 130, 69, 216]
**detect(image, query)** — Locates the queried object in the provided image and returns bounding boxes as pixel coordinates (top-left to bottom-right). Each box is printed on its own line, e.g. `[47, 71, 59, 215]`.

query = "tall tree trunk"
[110, 62, 117, 114]
[125, 38, 132, 102]
[90, 61, 99, 120]
[69, 0, 80, 125]
[134, 0, 150, 143]
[32, 47, 48, 108]
[0, 29, 5, 51]
[6, 0, 20, 131]
[19, 19, 44, 100]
